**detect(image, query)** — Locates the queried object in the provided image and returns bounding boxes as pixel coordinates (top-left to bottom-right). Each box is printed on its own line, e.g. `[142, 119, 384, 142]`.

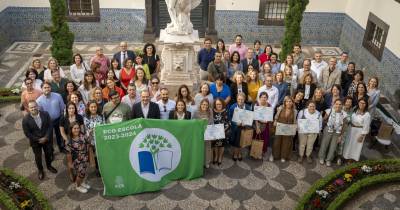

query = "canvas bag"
[377, 123, 393, 140]
[240, 128, 253, 148]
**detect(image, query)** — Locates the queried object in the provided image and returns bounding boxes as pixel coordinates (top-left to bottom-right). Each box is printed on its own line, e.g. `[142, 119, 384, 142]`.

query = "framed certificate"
[298, 119, 320, 134]
[275, 123, 297, 136]
[232, 108, 254, 126]
[204, 124, 225, 141]
[253, 106, 274, 122]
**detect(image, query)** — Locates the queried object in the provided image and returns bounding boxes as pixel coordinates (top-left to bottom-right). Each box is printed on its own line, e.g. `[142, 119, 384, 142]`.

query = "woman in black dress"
[212, 98, 231, 165]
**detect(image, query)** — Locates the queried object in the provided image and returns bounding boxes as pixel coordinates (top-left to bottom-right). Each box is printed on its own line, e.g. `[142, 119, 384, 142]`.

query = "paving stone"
[222, 163, 250, 179]
[225, 183, 255, 201]
[272, 170, 297, 190]
[255, 183, 285, 202]
[193, 183, 223, 201]
[162, 183, 192, 201]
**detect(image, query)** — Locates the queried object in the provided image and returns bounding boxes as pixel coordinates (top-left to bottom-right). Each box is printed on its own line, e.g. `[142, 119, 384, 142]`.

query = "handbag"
[240, 128, 253, 148]
[250, 134, 264, 159]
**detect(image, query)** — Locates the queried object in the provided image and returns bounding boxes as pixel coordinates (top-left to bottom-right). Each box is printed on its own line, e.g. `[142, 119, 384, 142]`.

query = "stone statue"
[165, 0, 201, 35]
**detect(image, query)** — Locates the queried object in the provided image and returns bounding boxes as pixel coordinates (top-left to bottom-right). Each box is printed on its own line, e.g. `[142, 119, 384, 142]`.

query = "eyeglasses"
[152, 82, 159, 85]
[163, 105, 167, 112]
[25, 82, 33, 85]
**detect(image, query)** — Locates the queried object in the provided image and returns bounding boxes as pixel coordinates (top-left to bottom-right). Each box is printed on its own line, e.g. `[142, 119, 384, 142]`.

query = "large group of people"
[21, 36, 379, 193]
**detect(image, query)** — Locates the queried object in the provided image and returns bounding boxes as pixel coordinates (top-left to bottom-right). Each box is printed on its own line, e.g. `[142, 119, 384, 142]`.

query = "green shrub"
[280, 0, 309, 60]
[0, 188, 18, 210]
[42, 0, 74, 66]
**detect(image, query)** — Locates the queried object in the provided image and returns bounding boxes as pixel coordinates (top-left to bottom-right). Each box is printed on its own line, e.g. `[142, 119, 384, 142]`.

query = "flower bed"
[0, 88, 20, 104]
[296, 159, 400, 210]
[0, 168, 51, 210]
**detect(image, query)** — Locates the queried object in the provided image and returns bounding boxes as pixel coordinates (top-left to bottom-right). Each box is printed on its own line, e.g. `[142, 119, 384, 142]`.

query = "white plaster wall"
[345, 0, 400, 57]
[215, 0, 347, 12]
[0, 0, 145, 11]
[99, 0, 145, 9]
[0, 0, 49, 12]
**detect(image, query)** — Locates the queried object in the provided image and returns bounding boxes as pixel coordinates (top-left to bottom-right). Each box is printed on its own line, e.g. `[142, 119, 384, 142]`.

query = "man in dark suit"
[113, 41, 136, 69]
[22, 100, 57, 180]
[132, 90, 160, 119]
[241, 48, 259, 74]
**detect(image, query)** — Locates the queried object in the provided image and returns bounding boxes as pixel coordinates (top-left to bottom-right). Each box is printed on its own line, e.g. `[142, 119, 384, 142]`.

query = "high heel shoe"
[217, 161, 222, 166]
[232, 157, 237, 161]
[238, 157, 243, 161]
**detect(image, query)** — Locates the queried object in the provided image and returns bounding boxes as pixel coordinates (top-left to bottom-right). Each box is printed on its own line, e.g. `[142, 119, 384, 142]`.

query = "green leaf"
[139, 143, 144, 148]
[167, 143, 172, 148]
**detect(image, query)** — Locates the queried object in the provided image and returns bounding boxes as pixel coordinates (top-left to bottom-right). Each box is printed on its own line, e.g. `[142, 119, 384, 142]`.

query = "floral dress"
[67, 135, 89, 178]
[213, 109, 231, 147]
[84, 115, 104, 146]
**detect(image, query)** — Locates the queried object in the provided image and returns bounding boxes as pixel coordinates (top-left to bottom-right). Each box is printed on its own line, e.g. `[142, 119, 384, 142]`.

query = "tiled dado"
[0, 7, 145, 53]
[215, 11, 345, 46]
[339, 15, 400, 107]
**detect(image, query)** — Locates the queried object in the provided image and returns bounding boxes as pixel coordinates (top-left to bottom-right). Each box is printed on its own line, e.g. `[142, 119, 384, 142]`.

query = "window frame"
[362, 12, 389, 61]
[66, 0, 100, 22]
[258, 0, 288, 26]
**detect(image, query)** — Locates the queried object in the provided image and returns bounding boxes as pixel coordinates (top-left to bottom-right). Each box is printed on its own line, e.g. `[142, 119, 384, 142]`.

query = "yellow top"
[247, 80, 263, 102]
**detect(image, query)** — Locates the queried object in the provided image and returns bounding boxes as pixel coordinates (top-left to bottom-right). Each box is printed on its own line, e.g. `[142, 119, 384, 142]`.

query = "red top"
[102, 86, 125, 101]
[258, 53, 271, 66]
[119, 67, 135, 88]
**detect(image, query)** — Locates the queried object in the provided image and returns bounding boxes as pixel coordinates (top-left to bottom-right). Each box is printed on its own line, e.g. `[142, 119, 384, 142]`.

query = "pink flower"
[334, 178, 344, 186]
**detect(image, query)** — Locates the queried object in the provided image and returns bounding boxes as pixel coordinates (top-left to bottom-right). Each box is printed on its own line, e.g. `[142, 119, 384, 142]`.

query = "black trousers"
[31, 142, 53, 171]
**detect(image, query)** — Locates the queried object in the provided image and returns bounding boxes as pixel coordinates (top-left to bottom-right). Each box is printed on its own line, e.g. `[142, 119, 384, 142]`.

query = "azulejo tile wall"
[0, 7, 145, 53]
[215, 11, 345, 46]
[339, 15, 400, 107]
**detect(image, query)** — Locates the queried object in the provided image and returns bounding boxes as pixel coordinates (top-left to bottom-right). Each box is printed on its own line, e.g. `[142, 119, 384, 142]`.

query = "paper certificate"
[298, 119, 320, 134]
[253, 106, 274, 122]
[232, 108, 254, 126]
[275, 123, 297, 136]
[204, 124, 225, 141]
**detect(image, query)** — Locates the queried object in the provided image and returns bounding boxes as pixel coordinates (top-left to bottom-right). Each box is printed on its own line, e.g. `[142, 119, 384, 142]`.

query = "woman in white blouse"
[70, 53, 89, 85]
[21, 68, 42, 91]
[43, 57, 66, 82]
[343, 98, 371, 162]
[280, 54, 299, 79]
[297, 100, 323, 163]
[318, 99, 347, 166]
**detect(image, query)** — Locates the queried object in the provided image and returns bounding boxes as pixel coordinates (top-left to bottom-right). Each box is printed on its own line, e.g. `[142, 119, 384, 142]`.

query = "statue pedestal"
[159, 29, 200, 44]
[158, 30, 201, 94]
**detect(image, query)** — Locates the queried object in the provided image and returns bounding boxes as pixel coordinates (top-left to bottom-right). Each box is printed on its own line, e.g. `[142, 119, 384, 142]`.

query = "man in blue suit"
[241, 48, 259, 74]
[113, 41, 136, 69]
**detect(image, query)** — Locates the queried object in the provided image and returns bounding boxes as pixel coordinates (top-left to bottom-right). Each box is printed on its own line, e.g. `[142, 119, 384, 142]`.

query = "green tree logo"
[139, 134, 172, 170]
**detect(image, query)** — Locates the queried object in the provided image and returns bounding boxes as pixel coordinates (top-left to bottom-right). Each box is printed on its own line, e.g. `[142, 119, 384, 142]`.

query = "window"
[66, 0, 100, 22]
[362, 12, 389, 61]
[258, 0, 288, 26]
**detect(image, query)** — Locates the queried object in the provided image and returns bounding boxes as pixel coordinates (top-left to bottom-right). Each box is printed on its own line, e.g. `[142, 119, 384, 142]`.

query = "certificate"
[275, 123, 297, 136]
[298, 119, 320, 134]
[253, 106, 274, 122]
[204, 124, 225, 141]
[232, 108, 254, 126]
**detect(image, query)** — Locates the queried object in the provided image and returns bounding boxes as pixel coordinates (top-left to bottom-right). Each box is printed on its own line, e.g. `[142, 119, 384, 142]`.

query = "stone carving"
[165, 0, 201, 35]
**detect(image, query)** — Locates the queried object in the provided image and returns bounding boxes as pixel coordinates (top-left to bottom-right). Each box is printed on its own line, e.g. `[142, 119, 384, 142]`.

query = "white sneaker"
[281, 158, 286, 163]
[337, 158, 342, 166]
[76, 185, 88, 193]
[326, 161, 332, 167]
[319, 159, 324, 165]
[269, 155, 274, 162]
[81, 182, 91, 189]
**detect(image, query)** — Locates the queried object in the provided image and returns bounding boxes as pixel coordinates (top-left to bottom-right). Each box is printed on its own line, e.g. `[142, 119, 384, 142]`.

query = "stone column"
[143, 0, 156, 42]
[205, 0, 218, 42]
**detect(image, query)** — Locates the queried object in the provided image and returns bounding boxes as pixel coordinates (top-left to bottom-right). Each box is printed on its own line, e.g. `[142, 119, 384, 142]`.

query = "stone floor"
[1, 102, 399, 210]
[1, 42, 400, 209]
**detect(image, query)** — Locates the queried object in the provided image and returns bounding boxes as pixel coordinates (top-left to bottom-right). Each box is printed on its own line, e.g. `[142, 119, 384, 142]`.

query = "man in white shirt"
[157, 88, 176, 119]
[121, 83, 141, 109]
[257, 75, 279, 109]
[311, 51, 328, 81]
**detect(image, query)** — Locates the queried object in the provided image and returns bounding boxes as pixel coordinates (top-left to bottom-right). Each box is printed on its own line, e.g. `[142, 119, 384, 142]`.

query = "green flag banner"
[94, 118, 207, 196]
